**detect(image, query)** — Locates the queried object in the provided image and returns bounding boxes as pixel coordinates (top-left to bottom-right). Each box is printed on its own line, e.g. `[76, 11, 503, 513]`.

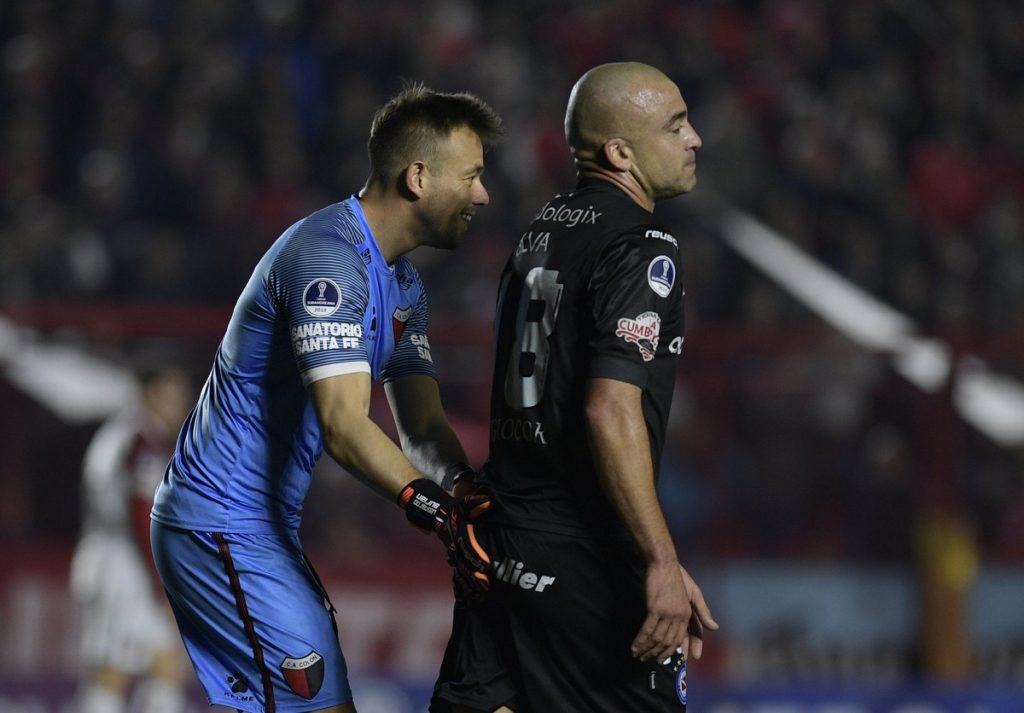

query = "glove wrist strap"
[399, 478, 454, 533]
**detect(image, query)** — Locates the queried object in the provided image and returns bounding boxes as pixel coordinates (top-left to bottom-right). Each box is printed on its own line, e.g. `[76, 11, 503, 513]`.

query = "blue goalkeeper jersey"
[151, 197, 436, 533]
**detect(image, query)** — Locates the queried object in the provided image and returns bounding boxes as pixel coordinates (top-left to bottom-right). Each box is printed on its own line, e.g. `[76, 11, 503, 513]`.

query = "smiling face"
[419, 125, 490, 250]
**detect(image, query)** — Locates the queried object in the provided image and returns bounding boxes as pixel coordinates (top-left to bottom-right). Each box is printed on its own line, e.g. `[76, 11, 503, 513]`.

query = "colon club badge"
[280, 651, 324, 700]
[392, 305, 412, 343]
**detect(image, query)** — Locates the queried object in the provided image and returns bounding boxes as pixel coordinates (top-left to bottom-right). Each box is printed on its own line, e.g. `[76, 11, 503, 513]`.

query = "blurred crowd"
[1, 0, 1022, 563]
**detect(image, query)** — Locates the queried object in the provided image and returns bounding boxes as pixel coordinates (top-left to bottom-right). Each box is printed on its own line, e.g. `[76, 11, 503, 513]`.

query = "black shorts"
[430, 523, 688, 713]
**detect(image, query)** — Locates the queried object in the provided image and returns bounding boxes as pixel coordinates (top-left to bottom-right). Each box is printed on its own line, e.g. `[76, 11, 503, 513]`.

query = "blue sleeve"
[380, 267, 437, 383]
[269, 229, 372, 386]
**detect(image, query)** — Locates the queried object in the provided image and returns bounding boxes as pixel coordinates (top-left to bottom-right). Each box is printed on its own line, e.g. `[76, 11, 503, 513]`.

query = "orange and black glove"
[399, 476, 493, 601]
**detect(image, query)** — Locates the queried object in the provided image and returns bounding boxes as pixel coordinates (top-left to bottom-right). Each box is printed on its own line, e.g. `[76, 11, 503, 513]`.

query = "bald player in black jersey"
[430, 62, 719, 713]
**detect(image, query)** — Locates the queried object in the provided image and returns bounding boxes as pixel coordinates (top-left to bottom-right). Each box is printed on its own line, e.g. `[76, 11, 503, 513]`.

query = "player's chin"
[437, 228, 466, 251]
[657, 181, 695, 201]
[677, 174, 698, 194]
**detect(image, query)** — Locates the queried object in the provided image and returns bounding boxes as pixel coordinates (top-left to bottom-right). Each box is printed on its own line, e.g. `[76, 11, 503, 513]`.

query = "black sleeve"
[587, 232, 682, 388]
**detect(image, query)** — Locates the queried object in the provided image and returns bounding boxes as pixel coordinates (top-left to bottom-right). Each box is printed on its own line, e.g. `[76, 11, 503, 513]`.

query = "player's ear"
[602, 138, 633, 172]
[403, 160, 428, 199]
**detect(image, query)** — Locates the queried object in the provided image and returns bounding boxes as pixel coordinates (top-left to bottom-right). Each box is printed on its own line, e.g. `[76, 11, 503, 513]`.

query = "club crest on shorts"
[647, 256, 675, 298]
[303, 279, 342, 317]
[615, 311, 661, 362]
[675, 659, 687, 707]
[280, 651, 324, 700]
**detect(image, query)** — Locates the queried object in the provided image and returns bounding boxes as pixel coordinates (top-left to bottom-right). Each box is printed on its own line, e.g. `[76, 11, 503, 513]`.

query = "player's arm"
[586, 379, 717, 661]
[312, 371, 491, 595]
[384, 374, 474, 489]
[279, 239, 485, 585]
[380, 270, 476, 493]
[584, 377, 698, 662]
[310, 371, 425, 500]
[585, 234, 717, 662]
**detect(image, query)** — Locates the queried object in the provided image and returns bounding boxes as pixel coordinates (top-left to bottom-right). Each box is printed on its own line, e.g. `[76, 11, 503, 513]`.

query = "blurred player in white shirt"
[70, 363, 193, 713]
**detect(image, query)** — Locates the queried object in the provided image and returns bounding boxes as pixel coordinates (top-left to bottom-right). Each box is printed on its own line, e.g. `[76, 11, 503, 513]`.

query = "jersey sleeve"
[588, 231, 682, 388]
[269, 238, 372, 386]
[380, 267, 437, 383]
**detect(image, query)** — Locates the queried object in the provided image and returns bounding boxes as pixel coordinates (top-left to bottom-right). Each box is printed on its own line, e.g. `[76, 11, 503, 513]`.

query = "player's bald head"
[565, 62, 678, 159]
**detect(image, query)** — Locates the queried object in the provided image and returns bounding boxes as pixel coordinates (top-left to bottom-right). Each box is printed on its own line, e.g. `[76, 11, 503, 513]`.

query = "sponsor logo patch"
[410, 333, 432, 362]
[647, 257, 675, 298]
[291, 321, 362, 355]
[281, 651, 325, 700]
[615, 311, 661, 362]
[493, 557, 557, 592]
[303, 279, 342, 317]
[533, 201, 602, 227]
[491, 417, 547, 444]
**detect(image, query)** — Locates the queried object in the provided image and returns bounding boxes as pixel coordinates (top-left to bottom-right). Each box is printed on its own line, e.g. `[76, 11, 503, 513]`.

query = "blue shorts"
[151, 521, 353, 712]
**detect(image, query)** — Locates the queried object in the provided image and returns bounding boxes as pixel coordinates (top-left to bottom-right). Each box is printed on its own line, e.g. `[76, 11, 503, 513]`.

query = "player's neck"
[356, 189, 417, 264]
[576, 166, 654, 212]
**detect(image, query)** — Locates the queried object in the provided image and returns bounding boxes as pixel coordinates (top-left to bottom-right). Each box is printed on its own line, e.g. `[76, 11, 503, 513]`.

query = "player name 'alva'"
[514, 231, 550, 256]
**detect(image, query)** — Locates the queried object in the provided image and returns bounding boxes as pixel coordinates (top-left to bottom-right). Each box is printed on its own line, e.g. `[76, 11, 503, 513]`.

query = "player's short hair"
[367, 82, 502, 182]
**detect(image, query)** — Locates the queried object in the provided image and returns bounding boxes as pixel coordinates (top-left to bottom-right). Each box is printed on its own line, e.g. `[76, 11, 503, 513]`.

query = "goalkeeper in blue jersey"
[150, 84, 502, 713]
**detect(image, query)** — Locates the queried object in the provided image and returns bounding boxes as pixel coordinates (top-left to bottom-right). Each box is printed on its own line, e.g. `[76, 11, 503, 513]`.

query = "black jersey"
[484, 178, 685, 538]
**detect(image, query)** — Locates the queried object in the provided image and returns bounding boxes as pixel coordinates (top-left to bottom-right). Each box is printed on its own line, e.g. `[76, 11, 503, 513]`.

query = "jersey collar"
[348, 195, 396, 274]
[575, 176, 631, 196]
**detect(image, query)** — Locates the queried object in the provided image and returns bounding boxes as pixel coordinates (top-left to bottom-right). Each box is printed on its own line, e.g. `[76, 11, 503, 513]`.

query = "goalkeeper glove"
[398, 477, 493, 600]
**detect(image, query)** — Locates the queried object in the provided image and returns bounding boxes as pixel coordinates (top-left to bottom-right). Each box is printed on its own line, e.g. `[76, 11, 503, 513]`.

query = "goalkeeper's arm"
[309, 372, 493, 596]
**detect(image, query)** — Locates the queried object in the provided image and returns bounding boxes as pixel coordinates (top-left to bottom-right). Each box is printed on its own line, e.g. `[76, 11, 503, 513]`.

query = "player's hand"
[632, 560, 691, 662]
[676, 563, 718, 661]
[631, 561, 718, 663]
[443, 489, 493, 604]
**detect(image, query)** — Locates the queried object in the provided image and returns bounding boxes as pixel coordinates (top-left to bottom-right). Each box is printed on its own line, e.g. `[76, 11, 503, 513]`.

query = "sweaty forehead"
[626, 81, 683, 121]
[628, 86, 668, 111]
